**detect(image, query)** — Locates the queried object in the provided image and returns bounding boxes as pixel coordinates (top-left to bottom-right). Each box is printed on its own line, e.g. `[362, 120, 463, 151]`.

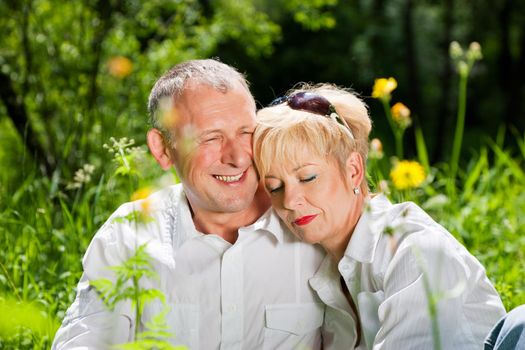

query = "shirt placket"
[339, 258, 360, 300]
[220, 243, 244, 350]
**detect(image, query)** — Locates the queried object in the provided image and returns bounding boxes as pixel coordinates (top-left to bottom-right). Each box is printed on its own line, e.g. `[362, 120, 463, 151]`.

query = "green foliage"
[103, 137, 148, 178]
[91, 244, 164, 314]
[285, 0, 338, 30]
[117, 308, 186, 350]
[211, 0, 281, 57]
[90, 234, 185, 349]
[0, 295, 59, 339]
[0, 131, 173, 348]
[0, 0, 283, 181]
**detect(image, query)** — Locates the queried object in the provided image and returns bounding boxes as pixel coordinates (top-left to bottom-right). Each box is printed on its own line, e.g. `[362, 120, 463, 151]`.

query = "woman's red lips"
[294, 215, 317, 226]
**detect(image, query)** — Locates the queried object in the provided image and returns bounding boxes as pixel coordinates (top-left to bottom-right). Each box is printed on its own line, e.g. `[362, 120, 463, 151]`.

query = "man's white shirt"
[52, 184, 326, 349]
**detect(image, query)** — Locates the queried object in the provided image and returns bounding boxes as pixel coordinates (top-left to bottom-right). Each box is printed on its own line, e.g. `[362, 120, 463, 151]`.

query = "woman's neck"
[322, 194, 366, 263]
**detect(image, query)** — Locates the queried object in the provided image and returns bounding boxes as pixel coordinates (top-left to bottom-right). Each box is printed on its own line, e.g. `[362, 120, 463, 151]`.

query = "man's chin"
[216, 197, 255, 213]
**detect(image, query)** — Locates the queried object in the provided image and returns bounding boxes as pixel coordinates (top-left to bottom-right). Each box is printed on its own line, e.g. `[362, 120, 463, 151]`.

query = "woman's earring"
[353, 187, 360, 195]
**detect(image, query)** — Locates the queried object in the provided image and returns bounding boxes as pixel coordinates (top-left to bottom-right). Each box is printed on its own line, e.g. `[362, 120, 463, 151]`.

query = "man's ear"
[147, 128, 174, 170]
[346, 151, 365, 188]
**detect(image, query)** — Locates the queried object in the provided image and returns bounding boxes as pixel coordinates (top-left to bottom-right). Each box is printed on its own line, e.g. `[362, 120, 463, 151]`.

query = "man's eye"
[203, 137, 219, 143]
[301, 175, 317, 183]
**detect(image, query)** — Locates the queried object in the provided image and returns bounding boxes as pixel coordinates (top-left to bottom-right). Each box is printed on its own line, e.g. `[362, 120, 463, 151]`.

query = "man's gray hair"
[148, 59, 251, 132]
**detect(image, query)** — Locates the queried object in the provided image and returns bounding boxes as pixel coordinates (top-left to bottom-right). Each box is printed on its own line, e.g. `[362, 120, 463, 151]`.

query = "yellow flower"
[107, 56, 133, 78]
[391, 102, 412, 129]
[131, 187, 154, 216]
[131, 187, 153, 201]
[158, 97, 180, 130]
[140, 198, 151, 214]
[390, 160, 426, 190]
[372, 77, 397, 100]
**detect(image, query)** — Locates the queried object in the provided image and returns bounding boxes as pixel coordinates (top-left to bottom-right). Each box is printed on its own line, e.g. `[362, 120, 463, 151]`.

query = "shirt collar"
[239, 208, 285, 243]
[177, 186, 285, 243]
[344, 194, 393, 263]
[310, 255, 339, 290]
[172, 186, 200, 239]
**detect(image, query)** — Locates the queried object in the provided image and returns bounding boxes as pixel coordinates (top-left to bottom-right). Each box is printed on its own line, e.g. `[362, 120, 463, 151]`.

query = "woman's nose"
[282, 185, 303, 210]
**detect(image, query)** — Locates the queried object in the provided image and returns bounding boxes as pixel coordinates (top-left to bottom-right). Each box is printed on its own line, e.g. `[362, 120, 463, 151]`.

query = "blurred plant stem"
[413, 247, 442, 350]
[448, 70, 468, 198]
[95, 137, 181, 348]
[448, 41, 483, 198]
[381, 99, 404, 158]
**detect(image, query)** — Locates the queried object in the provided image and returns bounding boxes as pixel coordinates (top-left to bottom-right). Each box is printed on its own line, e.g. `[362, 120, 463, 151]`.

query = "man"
[52, 59, 326, 349]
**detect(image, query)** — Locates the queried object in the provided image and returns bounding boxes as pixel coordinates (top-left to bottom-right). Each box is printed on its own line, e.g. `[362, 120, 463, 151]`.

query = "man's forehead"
[181, 79, 249, 97]
[179, 81, 252, 106]
[172, 83, 254, 129]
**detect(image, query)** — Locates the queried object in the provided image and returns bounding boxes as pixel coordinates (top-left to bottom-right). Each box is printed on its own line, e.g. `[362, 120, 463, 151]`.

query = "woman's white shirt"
[310, 195, 506, 350]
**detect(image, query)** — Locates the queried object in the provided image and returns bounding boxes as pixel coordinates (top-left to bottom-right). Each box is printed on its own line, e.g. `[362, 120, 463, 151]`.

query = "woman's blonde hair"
[253, 83, 372, 193]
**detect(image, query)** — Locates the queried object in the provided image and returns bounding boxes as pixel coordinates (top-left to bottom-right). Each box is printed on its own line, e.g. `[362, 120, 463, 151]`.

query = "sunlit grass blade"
[489, 141, 525, 180]
[414, 125, 430, 173]
[462, 148, 488, 200]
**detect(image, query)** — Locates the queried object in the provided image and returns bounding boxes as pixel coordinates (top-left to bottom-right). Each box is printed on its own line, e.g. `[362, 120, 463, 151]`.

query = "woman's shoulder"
[369, 196, 468, 267]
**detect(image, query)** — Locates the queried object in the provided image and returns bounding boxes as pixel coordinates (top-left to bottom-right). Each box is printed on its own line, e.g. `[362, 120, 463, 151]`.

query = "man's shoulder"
[92, 184, 183, 241]
[108, 184, 182, 216]
[82, 184, 184, 267]
[146, 183, 184, 213]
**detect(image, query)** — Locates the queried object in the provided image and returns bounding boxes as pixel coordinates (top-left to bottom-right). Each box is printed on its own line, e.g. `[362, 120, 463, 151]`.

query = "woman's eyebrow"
[293, 163, 317, 171]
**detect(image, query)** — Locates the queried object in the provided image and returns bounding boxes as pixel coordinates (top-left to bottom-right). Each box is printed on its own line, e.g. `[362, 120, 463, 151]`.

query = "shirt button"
[227, 304, 237, 313]
[341, 264, 350, 271]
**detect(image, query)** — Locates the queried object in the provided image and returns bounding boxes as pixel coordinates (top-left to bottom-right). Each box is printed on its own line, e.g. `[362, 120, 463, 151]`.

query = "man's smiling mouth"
[214, 173, 243, 183]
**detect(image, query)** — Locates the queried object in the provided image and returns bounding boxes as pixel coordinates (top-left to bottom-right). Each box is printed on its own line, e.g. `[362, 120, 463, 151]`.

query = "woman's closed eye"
[300, 174, 318, 183]
[267, 185, 283, 194]
[265, 173, 318, 194]
[266, 175, 317, 193]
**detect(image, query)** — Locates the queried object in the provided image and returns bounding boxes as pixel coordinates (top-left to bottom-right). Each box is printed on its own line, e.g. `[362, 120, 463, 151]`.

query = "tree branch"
[0, 70, 56, 175]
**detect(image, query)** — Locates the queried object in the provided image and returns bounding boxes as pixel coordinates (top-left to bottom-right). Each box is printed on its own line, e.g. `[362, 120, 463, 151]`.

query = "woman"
[253, 84, 509, 349]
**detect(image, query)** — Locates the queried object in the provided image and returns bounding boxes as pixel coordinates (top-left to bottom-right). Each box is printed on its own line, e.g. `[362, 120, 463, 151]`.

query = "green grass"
[0, 135, 169, 349]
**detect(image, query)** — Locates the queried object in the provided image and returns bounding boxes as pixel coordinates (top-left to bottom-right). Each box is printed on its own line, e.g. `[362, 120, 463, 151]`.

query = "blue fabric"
[485, 305, 525, 350]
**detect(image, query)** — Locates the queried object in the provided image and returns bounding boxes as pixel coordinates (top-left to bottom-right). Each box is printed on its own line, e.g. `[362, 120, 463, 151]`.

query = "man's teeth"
[214, 173, 243, 182]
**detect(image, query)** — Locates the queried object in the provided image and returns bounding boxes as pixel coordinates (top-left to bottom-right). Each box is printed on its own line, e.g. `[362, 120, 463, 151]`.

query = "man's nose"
[221, 139, 251, 168]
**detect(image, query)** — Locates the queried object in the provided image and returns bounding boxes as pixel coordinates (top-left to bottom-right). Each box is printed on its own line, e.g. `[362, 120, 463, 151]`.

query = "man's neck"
[190, 188, 271, 244]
